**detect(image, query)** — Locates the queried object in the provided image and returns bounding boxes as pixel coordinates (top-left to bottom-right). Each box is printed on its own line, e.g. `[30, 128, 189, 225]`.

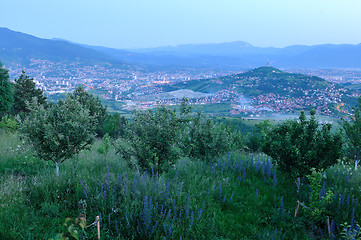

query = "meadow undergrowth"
[1, 131, 361, 239]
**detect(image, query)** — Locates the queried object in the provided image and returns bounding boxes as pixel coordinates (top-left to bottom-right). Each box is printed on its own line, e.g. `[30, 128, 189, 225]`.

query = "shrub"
[0, 115, 19, 133]
[262, 110, 343, 177]
[116, 106, 181, 172]
[179, 112, 236, 161]
[103, 112, 127, 139]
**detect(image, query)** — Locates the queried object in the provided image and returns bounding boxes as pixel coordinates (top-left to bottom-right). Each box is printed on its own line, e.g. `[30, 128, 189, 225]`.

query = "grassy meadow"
[0, 130, 361, 239]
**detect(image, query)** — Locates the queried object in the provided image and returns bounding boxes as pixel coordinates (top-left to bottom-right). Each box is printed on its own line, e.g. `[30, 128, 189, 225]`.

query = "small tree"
[11, 71, 46, 116]
[179, 112, 235, 161]
[68, 86, 107, 137]
[262, 110, 343, 177]
[342, 97, 361, 163]
[116, 106, 181, 172]
[20, 97, 97, 176]
[0, 62, 13, 117]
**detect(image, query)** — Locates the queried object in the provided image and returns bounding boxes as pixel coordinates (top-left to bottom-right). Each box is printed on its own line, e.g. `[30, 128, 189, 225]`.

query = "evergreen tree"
[0, 62, 13, 117]
[12, 70, 46, 115]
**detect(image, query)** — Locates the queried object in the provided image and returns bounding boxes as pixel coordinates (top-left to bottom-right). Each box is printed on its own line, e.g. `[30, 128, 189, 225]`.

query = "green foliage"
[50, 215, 87, 240]
[262, 110, 343, 177]
[11, 70, 46, 116]
[68, 86, 107, 137]
[117, 106, 181, 172]
[341, 222, 361, 240]
[20, 97, 97, 175]
[116, 100, 242, 172]
[103, 112, 126, 138]
[97, 133, 110, 155]
[305, 169, 333, 223]
[180, 112, 236, 161]
[0, 115, 19, 133]
[2, 128, 361, 239]
[0, 62, 13, 116]
[342, 97, 361, 161]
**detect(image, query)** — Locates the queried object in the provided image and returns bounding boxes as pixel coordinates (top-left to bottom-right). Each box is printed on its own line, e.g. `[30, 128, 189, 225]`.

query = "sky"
[1, 0, 361, 49]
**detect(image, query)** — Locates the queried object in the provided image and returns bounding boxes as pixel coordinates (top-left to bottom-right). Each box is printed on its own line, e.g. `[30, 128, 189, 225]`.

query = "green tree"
[0, 62, 13, 117]
[342, 98, 361, 162]
[179, 112, 236, 161]
[262, 110, 343, 177]
[20, 97, 97, 176]
[103, 112, 127, 139]
[68, 86, 107, 137]
[116, 106, 181, 172]
[11, 70, 46, 115]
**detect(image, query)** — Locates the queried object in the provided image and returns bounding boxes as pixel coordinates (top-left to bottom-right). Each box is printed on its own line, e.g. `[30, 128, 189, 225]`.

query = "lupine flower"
[229, 191, 234, 203]
[330, 220, 335, 239]
[125, 212, 130, 226]
[186, 194, 190, 220]
[198, 201, 205, 220]
[106, 166, 110, 184]
[273, 173, 278, 188]
[115, 220, 119, 235]
[219, 182, 222, 199]
[189, 211, 194, 230]
[295, 178, 301, 195]
[243, 165, 247, 180]
[350, 207, 355, 228]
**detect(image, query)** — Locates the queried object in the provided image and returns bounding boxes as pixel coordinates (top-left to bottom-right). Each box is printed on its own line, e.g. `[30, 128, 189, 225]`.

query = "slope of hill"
[137, 66, 353, 115]
[1, 28, 361, 70]
[0, 27, 124, 66]
[165, 66, 334, 97]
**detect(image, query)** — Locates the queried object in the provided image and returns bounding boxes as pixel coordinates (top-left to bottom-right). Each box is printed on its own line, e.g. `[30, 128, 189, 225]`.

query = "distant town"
[5, 59, 361, 116]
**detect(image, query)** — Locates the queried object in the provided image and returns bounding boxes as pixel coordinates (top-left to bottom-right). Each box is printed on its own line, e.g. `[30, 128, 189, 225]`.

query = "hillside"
[145, 66, 352, 115]
[166, 66, 334, 96]
[0, 27, 124, 66]
[2, 28, 361, 70]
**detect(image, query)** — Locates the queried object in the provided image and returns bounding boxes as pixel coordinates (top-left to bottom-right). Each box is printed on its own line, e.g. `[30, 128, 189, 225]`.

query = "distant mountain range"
[1, 27, 361, 69]
[0, 27, 125, 67]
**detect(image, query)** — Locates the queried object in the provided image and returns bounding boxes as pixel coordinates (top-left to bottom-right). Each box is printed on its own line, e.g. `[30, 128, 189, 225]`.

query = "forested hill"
[165, 66, 336, 98]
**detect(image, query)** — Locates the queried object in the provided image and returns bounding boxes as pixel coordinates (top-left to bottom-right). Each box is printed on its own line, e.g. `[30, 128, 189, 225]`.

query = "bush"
[262, 110, 343, 177]
[0, 115, 19, 133]
[180, 113, 236, 161]
[116, 106, 181, 172]
[103, 112, 127, 139]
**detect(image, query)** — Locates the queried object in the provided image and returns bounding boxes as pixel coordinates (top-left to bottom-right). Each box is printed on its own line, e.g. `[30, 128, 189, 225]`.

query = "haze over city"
[1, 0, 361, 49]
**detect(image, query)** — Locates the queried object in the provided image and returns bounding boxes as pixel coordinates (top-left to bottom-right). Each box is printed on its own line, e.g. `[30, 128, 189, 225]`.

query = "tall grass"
[1, 131, 361, 239]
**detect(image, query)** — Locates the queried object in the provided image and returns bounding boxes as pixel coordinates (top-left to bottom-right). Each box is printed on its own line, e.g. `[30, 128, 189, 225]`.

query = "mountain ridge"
[0, 27, 125, 66]
[1, 27, 361, 69]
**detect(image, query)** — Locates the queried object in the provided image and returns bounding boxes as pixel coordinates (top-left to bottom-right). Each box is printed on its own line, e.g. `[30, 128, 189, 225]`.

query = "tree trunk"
[56, 162, 59, 177]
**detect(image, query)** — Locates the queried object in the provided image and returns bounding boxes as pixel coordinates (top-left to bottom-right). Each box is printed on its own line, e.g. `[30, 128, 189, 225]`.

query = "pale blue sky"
[1, 0, 360, 49]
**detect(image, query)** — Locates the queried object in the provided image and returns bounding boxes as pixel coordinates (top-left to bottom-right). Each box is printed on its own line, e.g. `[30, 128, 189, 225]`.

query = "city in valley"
[5, 59, 361, 117]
